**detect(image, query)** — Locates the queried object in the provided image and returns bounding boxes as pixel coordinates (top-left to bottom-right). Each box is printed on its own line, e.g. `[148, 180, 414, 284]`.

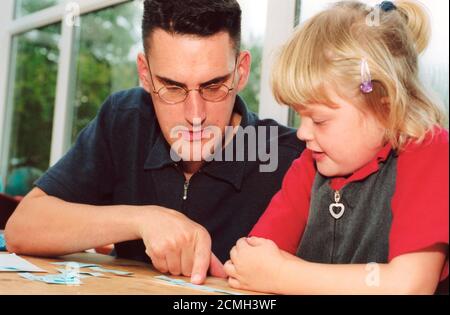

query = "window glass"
[238, 0, 269, 114]
[70, 1, 141, 142]
[5, 23, 61, 196]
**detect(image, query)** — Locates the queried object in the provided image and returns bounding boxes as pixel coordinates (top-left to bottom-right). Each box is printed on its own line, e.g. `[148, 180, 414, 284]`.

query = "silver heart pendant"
[329, 203, 345, 219]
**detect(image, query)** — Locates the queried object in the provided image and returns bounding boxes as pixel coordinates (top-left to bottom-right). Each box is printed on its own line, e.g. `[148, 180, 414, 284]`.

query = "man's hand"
[209, 252, 227, 278]
[137, 206, 214, 284]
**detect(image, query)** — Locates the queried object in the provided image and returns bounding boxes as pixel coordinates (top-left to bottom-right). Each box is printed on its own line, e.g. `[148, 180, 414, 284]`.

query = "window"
[287, 0, 302, 128]
[238, 0, 269, 114]
[15, 0, 63, 18]
[4, 23, 61, 195]
[70, 1, 141, 142]
[419, 0, 449, 125]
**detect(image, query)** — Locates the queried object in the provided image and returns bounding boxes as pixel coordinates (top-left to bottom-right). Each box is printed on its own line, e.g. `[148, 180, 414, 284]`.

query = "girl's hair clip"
[379, 1, 397, 12]
[360, 59, 373, 94]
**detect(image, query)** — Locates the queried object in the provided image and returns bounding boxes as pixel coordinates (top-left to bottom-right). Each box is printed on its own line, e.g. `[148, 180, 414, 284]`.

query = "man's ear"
[137, 52, 152, 94]
[235, 50, 252, 93]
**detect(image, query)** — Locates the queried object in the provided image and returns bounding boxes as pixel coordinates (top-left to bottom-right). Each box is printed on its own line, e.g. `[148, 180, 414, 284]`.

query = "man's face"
[137, 29, 250, 162]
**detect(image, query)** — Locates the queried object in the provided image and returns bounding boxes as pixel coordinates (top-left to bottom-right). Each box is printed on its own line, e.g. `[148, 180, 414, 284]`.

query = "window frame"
[258, 0, 297, 123]
[0, 0, 14, 184]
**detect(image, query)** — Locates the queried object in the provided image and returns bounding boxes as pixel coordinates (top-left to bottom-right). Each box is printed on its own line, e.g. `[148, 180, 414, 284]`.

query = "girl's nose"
[297, 117, 314, 142]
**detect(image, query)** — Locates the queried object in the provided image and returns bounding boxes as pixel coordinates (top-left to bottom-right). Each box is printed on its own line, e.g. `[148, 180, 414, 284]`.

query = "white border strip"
[49, 18, 76, 166]
[257, 0, 296, 124]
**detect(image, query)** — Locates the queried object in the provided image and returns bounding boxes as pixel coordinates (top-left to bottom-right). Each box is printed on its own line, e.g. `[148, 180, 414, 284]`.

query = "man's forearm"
[5, 193, 147, 256]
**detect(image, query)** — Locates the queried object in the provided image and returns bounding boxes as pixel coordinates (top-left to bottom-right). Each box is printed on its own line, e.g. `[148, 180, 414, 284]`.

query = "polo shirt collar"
[144, 96, 252, 191]
[144, 129, 174, 170]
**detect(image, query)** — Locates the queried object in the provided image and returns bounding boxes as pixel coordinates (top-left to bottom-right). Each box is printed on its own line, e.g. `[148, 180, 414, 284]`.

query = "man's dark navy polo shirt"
[35, 87, 305, 263]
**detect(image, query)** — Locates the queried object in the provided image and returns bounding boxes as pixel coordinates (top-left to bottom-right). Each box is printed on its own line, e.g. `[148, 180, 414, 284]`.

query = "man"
[5, 0, 304, 284]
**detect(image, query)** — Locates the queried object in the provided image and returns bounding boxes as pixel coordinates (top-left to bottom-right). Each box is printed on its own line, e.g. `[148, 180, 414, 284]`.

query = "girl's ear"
[380, 96, 390, 106]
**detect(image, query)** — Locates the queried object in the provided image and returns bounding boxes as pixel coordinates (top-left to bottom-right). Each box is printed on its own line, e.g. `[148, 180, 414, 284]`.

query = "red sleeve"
[250, 149, 316, 254]
[389, 128, 449, 281]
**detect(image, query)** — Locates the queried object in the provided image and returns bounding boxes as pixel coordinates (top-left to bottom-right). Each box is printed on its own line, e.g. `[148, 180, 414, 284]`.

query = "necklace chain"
[334, 190, 341, 203]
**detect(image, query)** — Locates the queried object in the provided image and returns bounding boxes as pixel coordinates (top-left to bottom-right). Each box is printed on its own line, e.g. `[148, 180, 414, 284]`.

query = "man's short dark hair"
[142, 0, 242, 54]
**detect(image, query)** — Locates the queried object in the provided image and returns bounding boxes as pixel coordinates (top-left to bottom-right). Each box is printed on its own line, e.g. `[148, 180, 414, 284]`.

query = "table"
[0, 252, 260, 295]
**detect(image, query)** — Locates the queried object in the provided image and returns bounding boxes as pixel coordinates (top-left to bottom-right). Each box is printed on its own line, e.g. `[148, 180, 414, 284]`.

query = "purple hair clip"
[360, 59, 373, 94]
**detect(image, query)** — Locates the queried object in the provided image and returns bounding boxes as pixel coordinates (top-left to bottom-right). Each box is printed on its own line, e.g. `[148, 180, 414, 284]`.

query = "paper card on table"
[0, 233, 6, 251]
[51, 261, 100, 268]
[0, 253, 47, 272]
[154, 275, 243, 295]
[20, 272, 82, 285]
[56, 268, 105, 277]
[89, 266, 133, 276]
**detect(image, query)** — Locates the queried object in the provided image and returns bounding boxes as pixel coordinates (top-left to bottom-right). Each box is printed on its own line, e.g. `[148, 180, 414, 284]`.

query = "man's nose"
[184, 90, 206, 125]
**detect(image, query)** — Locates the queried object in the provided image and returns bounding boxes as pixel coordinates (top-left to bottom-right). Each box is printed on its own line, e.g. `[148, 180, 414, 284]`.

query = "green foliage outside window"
[15, 0, 62, 18]
[5, 23, 61, 195]
[70, 2, 141, 141]
[239, 41, 262, 114]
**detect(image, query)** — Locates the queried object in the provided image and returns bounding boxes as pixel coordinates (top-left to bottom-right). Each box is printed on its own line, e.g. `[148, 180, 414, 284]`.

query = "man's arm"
[5, 188, 142, 255]
[5, 187, 219, 284]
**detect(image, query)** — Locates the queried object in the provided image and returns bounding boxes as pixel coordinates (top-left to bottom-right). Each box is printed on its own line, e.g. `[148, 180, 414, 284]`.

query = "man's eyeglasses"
[146, 58, 238, 104]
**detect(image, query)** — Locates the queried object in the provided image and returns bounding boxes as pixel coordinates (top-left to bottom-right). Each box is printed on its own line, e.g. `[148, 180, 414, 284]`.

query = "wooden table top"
[0, 252, 261, 295]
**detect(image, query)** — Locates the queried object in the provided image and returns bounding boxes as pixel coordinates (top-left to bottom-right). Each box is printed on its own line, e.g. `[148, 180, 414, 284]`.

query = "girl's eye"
[312, 120, 327, 126]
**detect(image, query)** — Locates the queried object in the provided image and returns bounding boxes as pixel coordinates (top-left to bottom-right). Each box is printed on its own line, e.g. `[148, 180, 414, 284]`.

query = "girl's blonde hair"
[271, 0, 446, 150]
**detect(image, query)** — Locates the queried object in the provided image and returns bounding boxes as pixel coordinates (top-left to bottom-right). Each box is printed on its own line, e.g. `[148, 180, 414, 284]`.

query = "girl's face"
[296, 88, 386, 177]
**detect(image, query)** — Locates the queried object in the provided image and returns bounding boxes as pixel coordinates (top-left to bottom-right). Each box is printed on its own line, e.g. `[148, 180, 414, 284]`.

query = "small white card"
[0, 253, 47, 272]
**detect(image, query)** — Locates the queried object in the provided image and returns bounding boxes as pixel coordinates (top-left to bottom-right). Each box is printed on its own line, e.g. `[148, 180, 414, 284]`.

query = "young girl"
[224, 0, 448, 294]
